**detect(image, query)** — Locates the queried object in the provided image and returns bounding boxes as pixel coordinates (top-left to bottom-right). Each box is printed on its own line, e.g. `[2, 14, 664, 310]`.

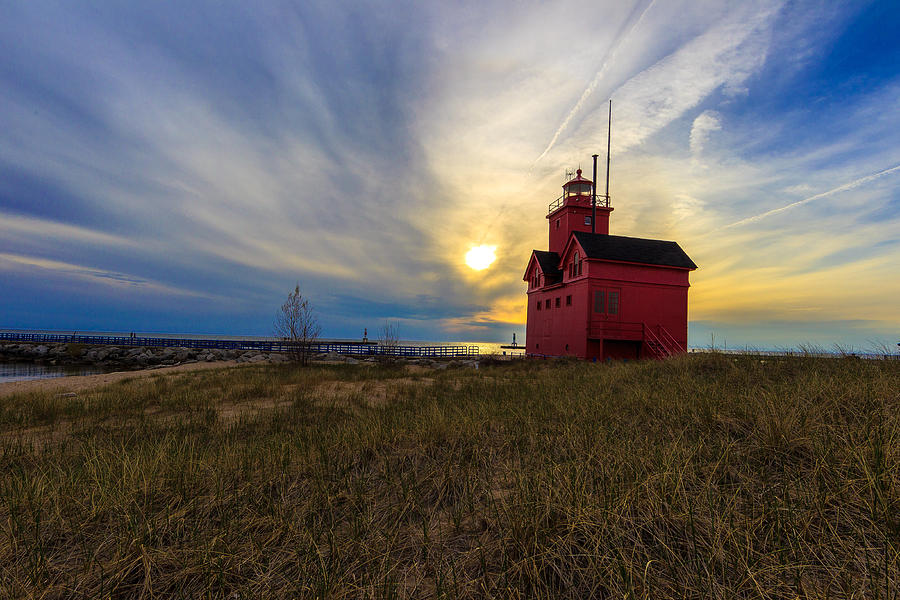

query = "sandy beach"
[0, 360, 242, 398]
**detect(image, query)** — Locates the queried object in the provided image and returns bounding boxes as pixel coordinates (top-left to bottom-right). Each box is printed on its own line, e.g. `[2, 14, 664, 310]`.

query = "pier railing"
[0, 333, 479, 358]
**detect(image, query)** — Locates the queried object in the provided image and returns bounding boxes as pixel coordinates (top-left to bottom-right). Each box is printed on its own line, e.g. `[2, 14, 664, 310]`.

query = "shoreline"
[0, 360, 245, 398]
[0, 355, 484, 399]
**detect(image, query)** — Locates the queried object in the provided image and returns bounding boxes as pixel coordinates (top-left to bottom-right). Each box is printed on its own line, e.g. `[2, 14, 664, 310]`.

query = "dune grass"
[0, 353, 898, 598]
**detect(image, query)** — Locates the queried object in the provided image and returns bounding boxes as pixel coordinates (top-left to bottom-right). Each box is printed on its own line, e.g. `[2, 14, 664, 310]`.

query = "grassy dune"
[0, 354, 898, 598]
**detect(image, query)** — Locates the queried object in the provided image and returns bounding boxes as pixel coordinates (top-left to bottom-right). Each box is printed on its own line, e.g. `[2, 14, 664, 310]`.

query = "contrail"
[721, 163, 900, 230]
[533, 0, 657, 165]
[480, 0, 657, 245]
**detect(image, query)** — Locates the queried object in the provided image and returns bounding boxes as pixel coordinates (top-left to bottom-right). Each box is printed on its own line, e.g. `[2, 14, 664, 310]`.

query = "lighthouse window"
[593, 291, 605, 313]
[555, 297, 560, 308]
[545, 299, 551, 310]
[556, 219, 560, 230]
[584, 216, 592, 226]
[567, 182, 592, 197]
[566, 295, 572, 306]
[608, 291, 619, 315]
[593, 290, 620, 314]
[572, 251, 581, 277]
[536, 300, 541, 311]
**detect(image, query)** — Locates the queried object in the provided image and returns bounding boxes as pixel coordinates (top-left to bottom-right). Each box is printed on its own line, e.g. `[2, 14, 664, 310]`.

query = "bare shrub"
[377, 321, 400, 363]
[274, 283, 321, 365]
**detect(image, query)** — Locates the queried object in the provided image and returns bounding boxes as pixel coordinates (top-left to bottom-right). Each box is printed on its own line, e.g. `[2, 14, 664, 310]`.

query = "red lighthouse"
[523, 165, 697, 360]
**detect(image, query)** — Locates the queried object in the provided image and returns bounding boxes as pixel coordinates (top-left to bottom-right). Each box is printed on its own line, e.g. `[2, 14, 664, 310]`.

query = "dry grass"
[0, 354, 898, 598]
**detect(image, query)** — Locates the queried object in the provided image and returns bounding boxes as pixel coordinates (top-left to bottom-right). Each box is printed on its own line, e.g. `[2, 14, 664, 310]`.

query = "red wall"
[525, 278, 590, 358]
[548, 202, 611, 254]
[588, 276, 689, 353]
[525, 258, 690, 359]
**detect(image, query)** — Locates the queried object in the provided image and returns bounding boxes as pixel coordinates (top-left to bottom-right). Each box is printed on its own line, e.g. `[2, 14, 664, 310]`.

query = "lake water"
[0, 362, 110, 383]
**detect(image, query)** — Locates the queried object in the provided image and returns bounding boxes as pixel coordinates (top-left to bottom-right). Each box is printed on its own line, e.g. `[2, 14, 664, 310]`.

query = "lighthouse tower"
[523, 159, 697, 360]
[547, 169, 613, 254]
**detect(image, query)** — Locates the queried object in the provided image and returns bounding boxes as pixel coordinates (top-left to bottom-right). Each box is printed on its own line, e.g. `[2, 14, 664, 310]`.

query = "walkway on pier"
[0, 332, 479, 359]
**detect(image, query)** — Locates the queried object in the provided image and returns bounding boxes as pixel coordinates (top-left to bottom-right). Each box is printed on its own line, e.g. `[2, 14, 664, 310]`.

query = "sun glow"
[465, 245, 497, 271]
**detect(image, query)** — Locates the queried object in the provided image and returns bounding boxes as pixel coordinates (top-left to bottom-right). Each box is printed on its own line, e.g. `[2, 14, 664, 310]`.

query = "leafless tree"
[274, 283, 321, 365]
[377, 321, 400, 363]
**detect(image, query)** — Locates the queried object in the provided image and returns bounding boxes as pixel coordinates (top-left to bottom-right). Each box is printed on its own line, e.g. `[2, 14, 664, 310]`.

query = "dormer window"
[569, 251, 581, 278]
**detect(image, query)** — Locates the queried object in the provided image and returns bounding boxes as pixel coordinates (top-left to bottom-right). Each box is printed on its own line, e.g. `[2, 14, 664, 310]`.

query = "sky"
[1, 0, 899, 350]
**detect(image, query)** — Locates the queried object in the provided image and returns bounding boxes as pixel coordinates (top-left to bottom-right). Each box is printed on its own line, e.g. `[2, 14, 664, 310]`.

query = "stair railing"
[642, 325, 671, 359]
[642, 324, 685, 359]
[656, 326, 684, 354]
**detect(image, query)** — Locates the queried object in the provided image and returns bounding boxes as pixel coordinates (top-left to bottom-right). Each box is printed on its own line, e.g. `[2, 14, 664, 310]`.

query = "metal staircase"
[642, 324, 683, 359]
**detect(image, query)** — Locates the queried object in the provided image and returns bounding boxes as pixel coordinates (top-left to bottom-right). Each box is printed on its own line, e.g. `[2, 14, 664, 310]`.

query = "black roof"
[532, 250, 562, 281]
[572, 231, 697, 269]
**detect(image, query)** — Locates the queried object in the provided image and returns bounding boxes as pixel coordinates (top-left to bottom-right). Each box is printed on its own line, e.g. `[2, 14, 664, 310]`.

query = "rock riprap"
[0, 342, 287, 369]
[0, 342, 480, 370]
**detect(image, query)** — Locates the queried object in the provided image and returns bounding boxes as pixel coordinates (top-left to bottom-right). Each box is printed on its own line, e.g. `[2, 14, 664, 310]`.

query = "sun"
[465, 245, 497, 271]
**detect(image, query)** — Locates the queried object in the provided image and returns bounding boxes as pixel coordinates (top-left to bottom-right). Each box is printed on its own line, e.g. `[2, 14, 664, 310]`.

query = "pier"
[0, 332, 479, 358]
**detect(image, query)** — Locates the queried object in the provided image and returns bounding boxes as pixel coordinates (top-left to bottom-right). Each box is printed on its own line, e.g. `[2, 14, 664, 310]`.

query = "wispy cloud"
[689, 111, 722, 155]
[1, 1, 898, 347]
[0, 252, 208, 298]
[534, 0, 658, 164]
[0, 213, 138, 249]
[605, 1, 782, 154]
[720, 163, 900, 230]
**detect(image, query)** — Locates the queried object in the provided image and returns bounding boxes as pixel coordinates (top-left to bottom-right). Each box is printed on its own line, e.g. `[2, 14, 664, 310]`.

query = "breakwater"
[0, 332, 481, 372]
[0, 341, 293, 369]
[0, 332, 478, 358]
[0, 341, 485, 371]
